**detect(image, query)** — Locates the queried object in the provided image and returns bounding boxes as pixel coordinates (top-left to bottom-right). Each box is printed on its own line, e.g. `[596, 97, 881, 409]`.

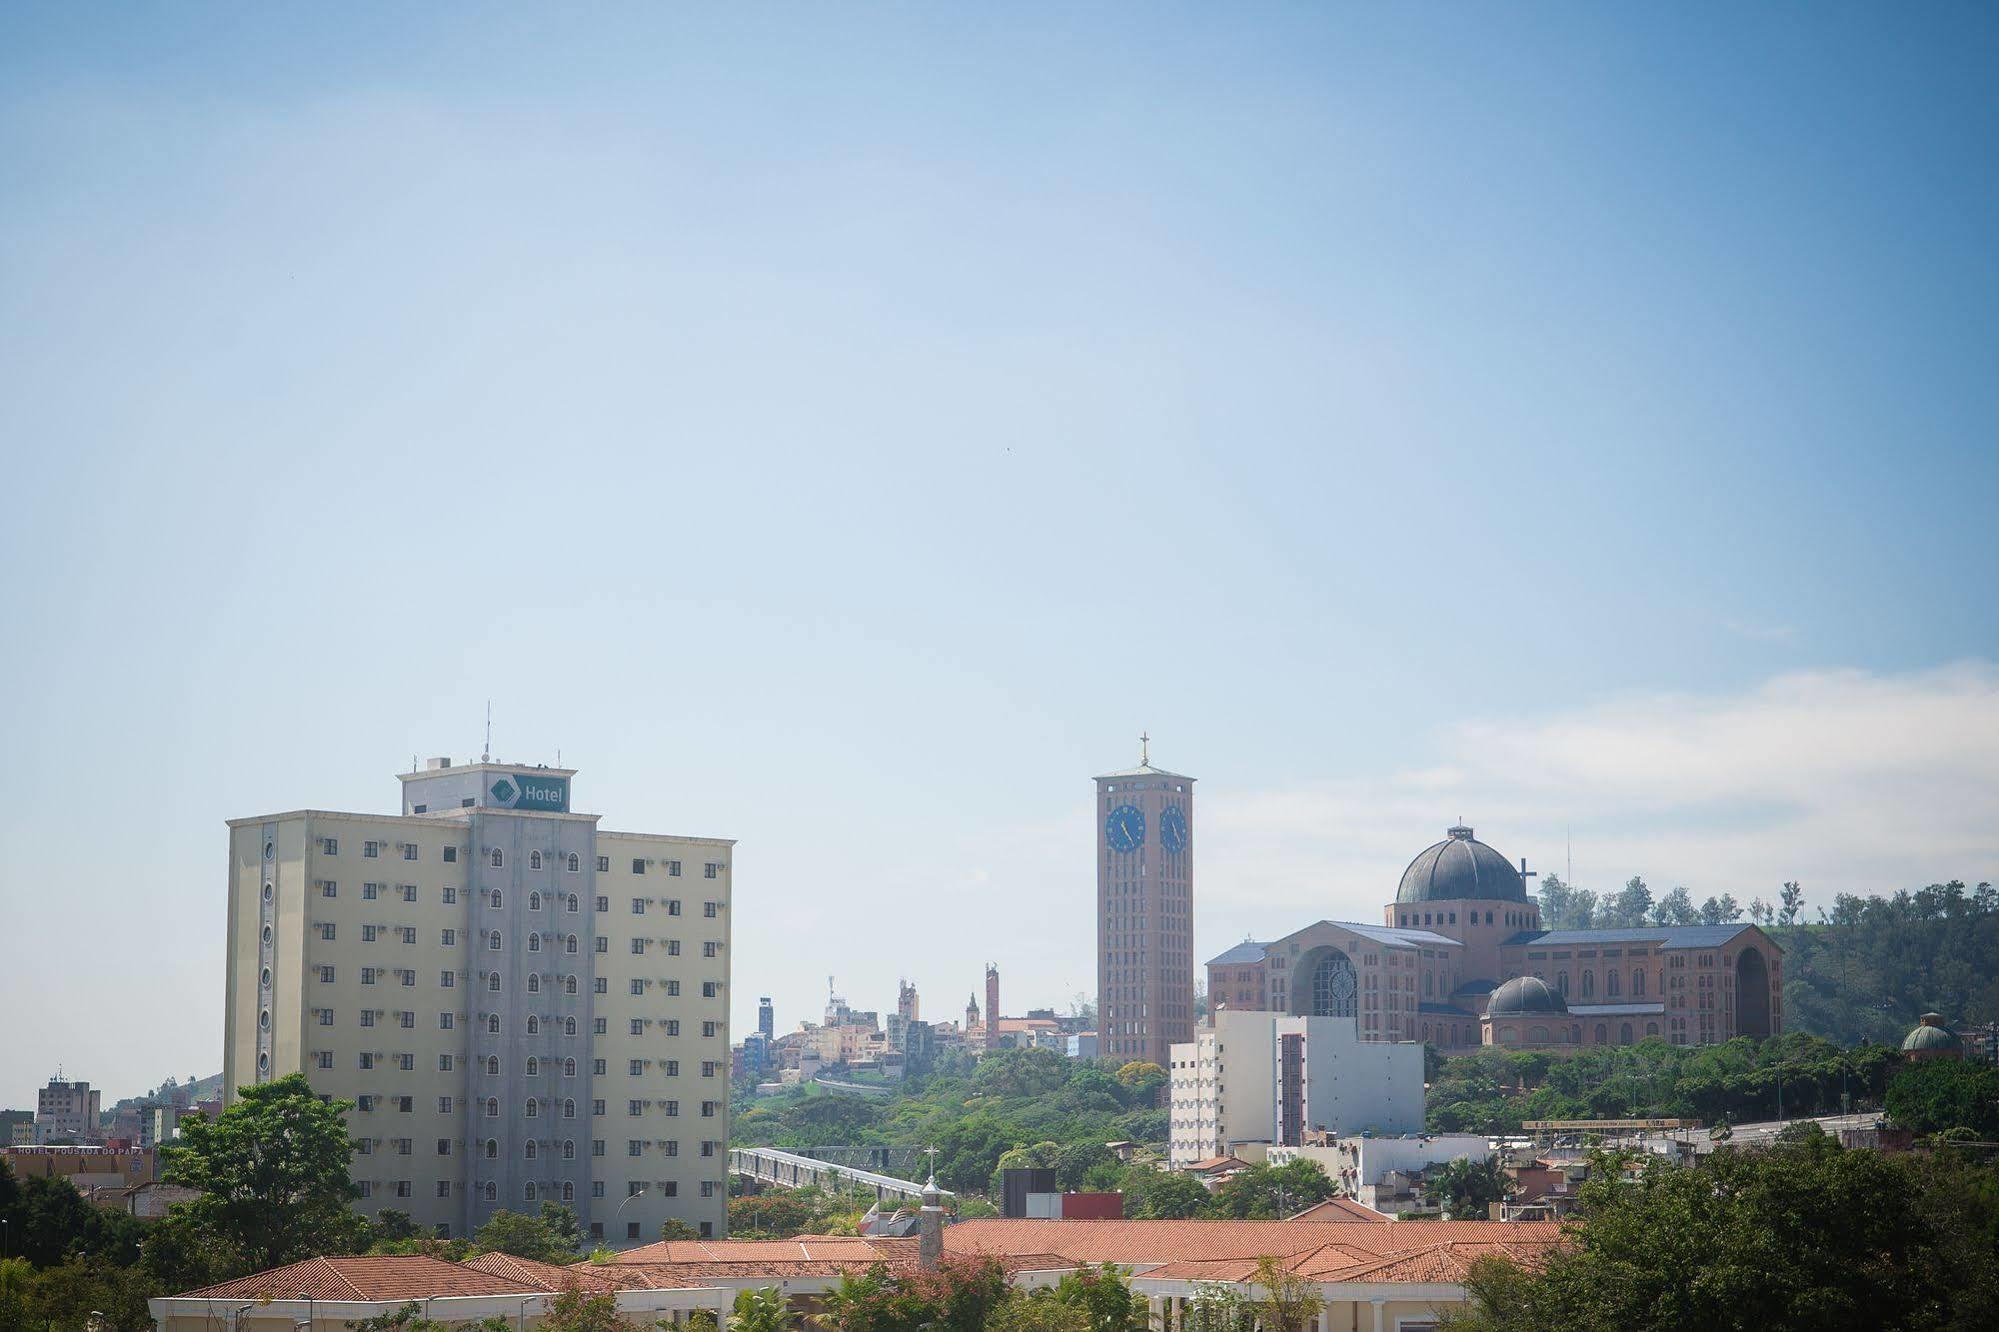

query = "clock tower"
[1095, 735, 1195, 1067]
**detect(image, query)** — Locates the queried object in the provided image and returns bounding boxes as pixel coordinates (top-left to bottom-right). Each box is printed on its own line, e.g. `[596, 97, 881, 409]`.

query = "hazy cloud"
[1195, 661, 1999, 946]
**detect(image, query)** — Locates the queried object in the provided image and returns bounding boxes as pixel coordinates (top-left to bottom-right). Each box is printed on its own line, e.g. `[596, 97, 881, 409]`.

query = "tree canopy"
[158, 1072, 365, 1272]
[1442, 1137, 1999, 1332]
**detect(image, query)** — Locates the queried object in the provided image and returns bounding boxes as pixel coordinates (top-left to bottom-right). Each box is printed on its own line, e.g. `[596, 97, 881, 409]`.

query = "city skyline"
[5, 5, 1999, 1108]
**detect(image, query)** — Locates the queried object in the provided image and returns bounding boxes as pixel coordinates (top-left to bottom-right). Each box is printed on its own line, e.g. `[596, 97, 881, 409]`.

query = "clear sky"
[2, 4, 1996, 1109]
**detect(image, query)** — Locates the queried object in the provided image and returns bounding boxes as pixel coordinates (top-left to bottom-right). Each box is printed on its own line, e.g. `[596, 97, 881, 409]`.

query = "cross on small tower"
[1140, 731, 1150, 766]
[923, 1145, 940, 1184]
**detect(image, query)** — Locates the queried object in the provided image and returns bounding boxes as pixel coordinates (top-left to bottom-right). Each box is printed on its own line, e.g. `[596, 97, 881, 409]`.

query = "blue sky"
[3, 4, 1997, 1107]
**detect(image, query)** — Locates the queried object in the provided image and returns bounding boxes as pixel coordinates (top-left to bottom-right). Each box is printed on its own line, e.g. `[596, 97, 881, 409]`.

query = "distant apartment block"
[35, 1077, 101, 1143]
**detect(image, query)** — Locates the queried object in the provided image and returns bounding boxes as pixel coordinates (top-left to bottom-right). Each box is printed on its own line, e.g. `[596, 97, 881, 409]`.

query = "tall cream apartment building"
[225, 757, 734, 1244]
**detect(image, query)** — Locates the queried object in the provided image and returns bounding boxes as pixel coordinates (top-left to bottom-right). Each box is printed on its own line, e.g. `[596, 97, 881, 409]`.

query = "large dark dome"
[1487, 975, 1568, 1016]
[1396, 824, 1527, 904]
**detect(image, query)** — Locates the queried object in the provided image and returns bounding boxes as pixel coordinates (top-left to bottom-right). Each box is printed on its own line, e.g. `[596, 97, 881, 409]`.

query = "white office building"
[1168, 1009, 1424, 1168]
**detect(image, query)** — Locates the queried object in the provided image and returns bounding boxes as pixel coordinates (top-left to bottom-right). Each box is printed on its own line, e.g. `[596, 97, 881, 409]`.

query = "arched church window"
[1308, 950, 1357, 1018]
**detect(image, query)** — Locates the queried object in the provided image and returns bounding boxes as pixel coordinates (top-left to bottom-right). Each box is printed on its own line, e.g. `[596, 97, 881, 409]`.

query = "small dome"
[1488, 975, 1568, 1016]
[1903, 1014, 1961, 1052]
[1397, 824, 1528, 903]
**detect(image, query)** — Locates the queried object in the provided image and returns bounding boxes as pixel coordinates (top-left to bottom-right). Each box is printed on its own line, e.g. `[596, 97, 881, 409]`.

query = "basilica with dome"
[1206, 824, 1784, 1053]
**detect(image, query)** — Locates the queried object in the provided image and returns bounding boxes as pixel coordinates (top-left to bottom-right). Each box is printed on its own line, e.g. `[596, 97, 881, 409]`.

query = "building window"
[703, 941, 719, 958]
[630, 939, 645, 955]
[403, 844, 418, 861]
[490, 849, 503, 868]
[364, 841, 380, 858]
[631, 898, 646, 915]
[631, 859, 646, 875]
[629, 1060, 645, 1076]
[666, 981, 679, 996]
[631, 980, 646, 996]
[702, 982, 719, 999]
[630, 1019, 645, 1036]
[667, 899, 681, 917]
[704, 863, 719, 879]
[528, 975, 541, 994]
[528, 935, 541, 953]
[704, 901, 719, 917]
[596, 856, 609, 873]
[666, 940, 681, 957]
[530, 851, 543, 871]
[443, 847, 458, 864]
[567, 894, 579, 912]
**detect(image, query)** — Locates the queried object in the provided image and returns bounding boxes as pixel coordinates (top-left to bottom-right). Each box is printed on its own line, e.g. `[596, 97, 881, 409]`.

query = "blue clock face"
[1160, 805, 1189, 853]
[1105, 804, 1146, 853]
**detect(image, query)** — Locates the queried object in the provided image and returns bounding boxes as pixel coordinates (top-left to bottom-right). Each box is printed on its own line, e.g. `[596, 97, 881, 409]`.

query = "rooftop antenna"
[482, 701, 492, 764]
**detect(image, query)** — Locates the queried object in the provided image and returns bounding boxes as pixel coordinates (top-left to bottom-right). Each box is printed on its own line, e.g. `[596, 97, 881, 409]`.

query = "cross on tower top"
[1140, 731, 1150, 766]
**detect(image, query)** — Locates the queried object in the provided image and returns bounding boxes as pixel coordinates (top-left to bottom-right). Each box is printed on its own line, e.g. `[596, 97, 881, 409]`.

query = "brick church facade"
[1206, 825, 1782, 1053]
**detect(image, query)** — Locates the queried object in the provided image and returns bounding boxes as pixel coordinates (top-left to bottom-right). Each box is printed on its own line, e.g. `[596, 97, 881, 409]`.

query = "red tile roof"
[602, 1237, 898, 1267]
[944, 1218, 1563, 1281]
[463, 1253, 636, 1292]
[180, 1256, 539, 1301]
[1287, 1198, 1392, 1223]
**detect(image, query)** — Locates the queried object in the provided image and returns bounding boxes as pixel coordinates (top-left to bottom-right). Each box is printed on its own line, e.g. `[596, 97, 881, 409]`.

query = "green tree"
[1049, 1266, 1147, 1332]
[1207, 1160, 1333, 1220]
[1429, 1157, 1507, 1218]
[472, 1208, 577, 1263]
[1650, 887, 1698, 927]
[1779, 880, 1805, 926]
[659, 1218, 699, 1241]
[540, 1285, 625, 1332]
[1181, 1283, 1250, 1332]
[1246, 1255, 1323, 1332]
[728, 1286, 791, 1332]
[1112, 1063, 1166, 1102]
[986, 1294, 1091, 1332]
[1699, 894, 1742, 926]
[1440, 1138, 1999, 1332]
[159, 1072, 365, 1272]
[1884, 1059, 1999, 1139]
[1117, 1167, 1211, 1219]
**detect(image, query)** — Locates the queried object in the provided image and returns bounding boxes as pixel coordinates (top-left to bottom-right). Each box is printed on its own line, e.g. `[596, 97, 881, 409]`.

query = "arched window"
[488, 973, 501, 992]
[1595, 1023, 1608, 1043]
[528, 934, 542, 953]
[1499, 1025, 1519, 1043]
[525, 1102, 538, 1121]
[1423, 972, 1434, 997]
[1633, 969, 1646, 997]
[484, 1097, 498, 1118]
[527, 973, 541, 993]
[562, 1139, 576, 1160]
[524, 1182, 537, 1202]
[564, 1058, 577, 1077]
[530, 852, 542, 871]
[566, 934, 579, 954]
[567, 893, 579, 911]
[490, 849, 503, 868]
[562, 1181, 575, 1202]
[526, 1056, 540, 1076]
[1620, 1022, 1634, 1044]
[1306, 949, 1357, 1018]
[490, 889, 503, 909]
[1581, 970, 1595, 998]
[489, 931, 502, 951]
[529, 891, 542, 911]
[527, 1016, 540, 1036]
[1555, 973, 1570, 998]
[1530, 1025, 1550, 1043]
[564, 1018, 576, 1037]
[1645, 1022, 1660, 1037]
[484, 1181, 497, 1202]
[485, 1055, 499, 1075]
[563, 1098, 576, 1118]
[568, 854, 580, 873]
[565, 975, 578, 995]
[1607, 970, 1621, 998]
[484, 1139, 497, 1159]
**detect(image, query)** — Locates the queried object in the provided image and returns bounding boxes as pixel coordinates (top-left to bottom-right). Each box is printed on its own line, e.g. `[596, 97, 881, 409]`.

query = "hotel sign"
[488, 774, 569, 812]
